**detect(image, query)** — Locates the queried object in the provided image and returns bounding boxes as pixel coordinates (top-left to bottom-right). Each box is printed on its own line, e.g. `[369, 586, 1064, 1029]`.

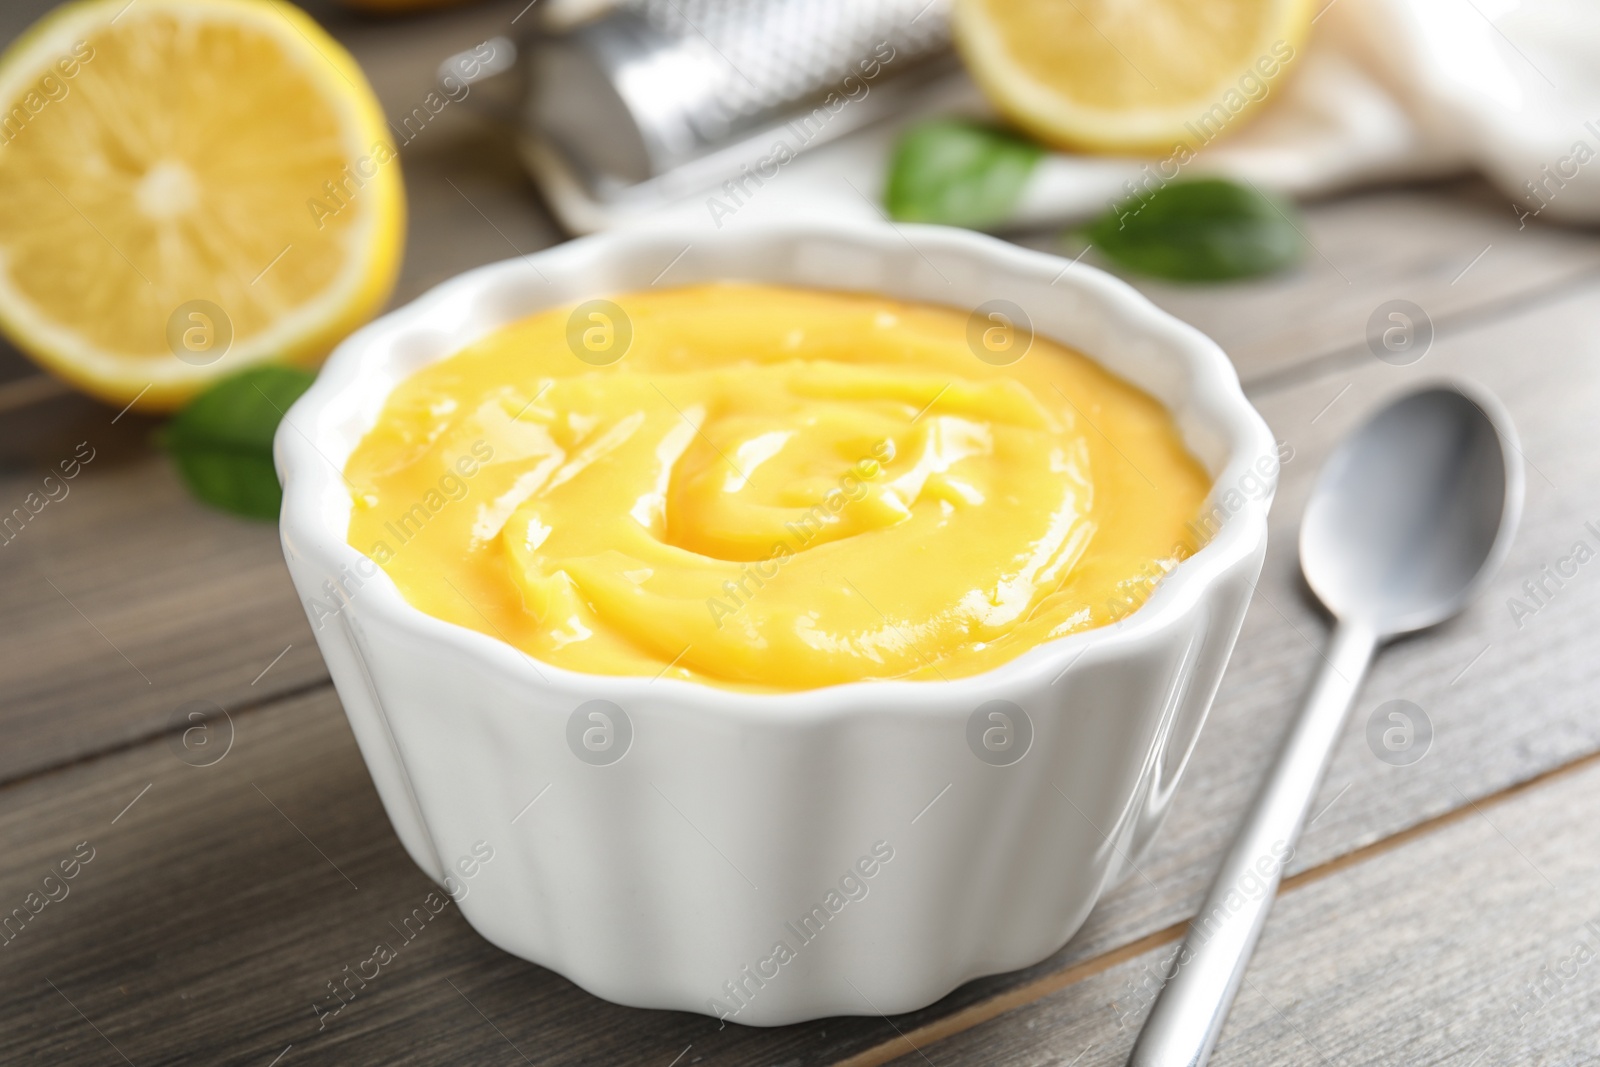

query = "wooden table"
[5, 2, 1600, 1064]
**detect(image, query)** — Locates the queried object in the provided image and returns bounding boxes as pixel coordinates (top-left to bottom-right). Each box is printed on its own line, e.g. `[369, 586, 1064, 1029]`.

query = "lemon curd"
[343, 284, 1210, 689]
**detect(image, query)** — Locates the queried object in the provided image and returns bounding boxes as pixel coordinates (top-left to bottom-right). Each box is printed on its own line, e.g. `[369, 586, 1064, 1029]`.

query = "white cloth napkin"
[558, 0, 1600, 233]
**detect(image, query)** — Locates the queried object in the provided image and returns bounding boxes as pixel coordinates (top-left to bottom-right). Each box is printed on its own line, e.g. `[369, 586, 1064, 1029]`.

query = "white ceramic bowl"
[276, 221, 1275, 1026]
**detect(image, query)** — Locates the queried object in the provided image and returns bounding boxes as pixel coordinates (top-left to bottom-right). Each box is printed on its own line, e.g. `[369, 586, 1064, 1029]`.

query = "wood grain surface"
[3, 0, 1600, 1063]
[874, 752, 1600, 1066]
[4, 255, 1598, 1067]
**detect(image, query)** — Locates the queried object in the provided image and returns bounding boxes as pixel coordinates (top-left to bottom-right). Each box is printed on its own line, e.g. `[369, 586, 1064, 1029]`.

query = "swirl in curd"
[343, 284, 1210, 689]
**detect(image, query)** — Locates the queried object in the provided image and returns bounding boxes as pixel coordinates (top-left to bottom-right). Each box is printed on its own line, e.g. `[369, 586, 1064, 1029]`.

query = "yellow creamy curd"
[344, 284, 1210, 689]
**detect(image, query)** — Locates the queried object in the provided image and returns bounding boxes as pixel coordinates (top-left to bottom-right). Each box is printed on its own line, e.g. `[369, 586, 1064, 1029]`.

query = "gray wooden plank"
[0, 429, 330, 783]
[0, 0, 1594, 793]
[2, 225, 1598, 1052]
[3, 177, 1599, 1057]
[0, 687, 719, 1067]
[2, 273, 1599, 1067]
[0, 683, 983, 1067]
[825, 262, 1600, 1065]
[0, 176, 1588, 783]
[0, 0, 562, 783]
[0, 118, 556, 786]
[1, 0, 1599, 1059]
[6, 666, 1596, 1067]
[321, 0, 568, 307]
[1097, 178, 1600, 388]
[873, 754, 1600, 1067]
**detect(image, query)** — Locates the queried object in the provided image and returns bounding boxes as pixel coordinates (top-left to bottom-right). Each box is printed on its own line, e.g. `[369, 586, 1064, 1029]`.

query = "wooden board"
[0, 427, 329, 784]
[829, 268, 1600, 1067]
[871, 752, 1600, 1066]
[4, 0, 1600, 1062]
[0, 688, 717, 1067]
[2, 271, 1598, 1067]
[1025, 178, 1600, 388]
[0, 0, 561, 784]
[0, 686, 961, 1067]
[4, 177, 1595, 787]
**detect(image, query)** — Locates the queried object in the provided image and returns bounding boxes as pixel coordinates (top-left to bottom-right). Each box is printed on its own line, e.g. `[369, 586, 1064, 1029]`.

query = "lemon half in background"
[953, 0, 1314, 154]
[0, 0, 404, 410]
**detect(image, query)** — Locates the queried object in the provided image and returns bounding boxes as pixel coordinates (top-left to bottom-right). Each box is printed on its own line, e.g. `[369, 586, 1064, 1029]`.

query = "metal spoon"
[1127, 382, 1524, 1067]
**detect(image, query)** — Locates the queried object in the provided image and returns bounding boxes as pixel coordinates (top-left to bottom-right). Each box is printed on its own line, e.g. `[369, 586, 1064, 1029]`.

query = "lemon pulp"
[0, 0, 404, 409]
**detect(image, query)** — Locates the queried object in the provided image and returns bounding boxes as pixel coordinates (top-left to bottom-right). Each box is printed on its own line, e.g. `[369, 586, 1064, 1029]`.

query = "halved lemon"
[953, 0, 1314, 154]
[0, 0, 404, 410]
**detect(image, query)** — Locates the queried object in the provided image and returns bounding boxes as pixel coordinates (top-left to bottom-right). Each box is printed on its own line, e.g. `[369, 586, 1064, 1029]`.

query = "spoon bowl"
[1300, 384, 1524, 635]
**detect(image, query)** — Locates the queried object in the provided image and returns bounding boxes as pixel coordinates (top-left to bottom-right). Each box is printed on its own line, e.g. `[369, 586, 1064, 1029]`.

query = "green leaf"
[885, 119, 1043, 228]
[1080, 178, 1304, 282]
[160, 365, 317, 520]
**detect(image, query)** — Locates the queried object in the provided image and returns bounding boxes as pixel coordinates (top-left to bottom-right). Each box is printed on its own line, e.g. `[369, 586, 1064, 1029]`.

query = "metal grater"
[444, 0, 955, 227]
[622, 0, 950, 123]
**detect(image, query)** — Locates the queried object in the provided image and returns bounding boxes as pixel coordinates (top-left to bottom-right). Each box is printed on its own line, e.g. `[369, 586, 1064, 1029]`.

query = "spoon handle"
[1126, 620, 1377, 1067]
